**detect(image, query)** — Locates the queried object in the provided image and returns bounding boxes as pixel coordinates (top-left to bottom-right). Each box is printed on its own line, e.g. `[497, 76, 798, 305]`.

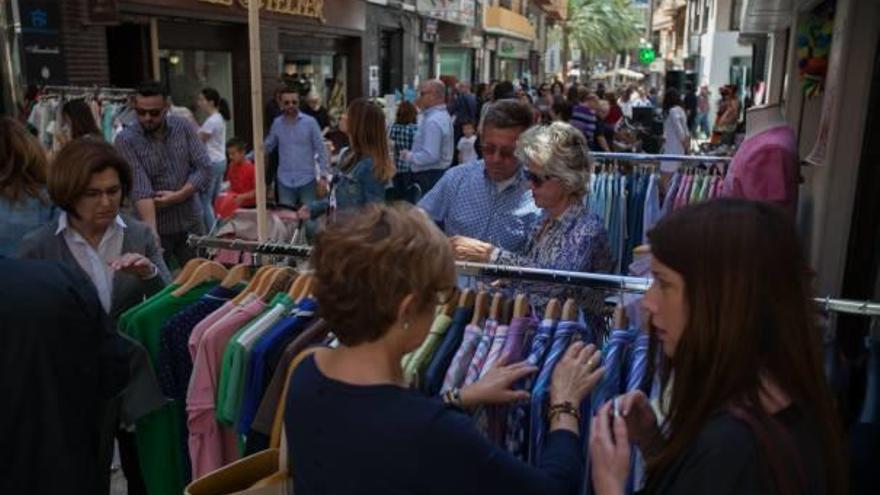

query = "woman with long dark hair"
[196, 87, 231, 230]
[60, 99, 102, 144]
[590, 199, 846, 495]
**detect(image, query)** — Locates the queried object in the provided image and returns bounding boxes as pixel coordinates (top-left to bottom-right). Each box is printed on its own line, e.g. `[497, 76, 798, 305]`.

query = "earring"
[403, 321, 410, 331]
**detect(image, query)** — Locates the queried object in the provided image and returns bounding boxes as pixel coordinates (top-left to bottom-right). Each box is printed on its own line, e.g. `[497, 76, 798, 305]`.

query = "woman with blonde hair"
[298, 98, 394, 223]
[0, 117, 56, 256]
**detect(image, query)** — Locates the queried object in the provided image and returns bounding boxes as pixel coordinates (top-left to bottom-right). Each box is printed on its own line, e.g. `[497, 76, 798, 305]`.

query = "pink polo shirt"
[187, 297, 266, 479]
[722, 125, 799, 217]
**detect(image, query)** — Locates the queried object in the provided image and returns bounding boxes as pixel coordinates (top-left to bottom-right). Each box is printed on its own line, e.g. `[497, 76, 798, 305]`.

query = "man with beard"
[116, 80, 211, 268]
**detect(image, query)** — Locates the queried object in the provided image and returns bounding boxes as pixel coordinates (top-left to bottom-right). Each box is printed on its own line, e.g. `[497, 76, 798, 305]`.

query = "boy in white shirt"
[457, 121, 478, 164]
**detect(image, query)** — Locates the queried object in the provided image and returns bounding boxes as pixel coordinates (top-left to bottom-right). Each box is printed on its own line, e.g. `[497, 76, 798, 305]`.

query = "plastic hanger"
[544, 298, 561, 320]
[171, 261, 228, 297]
[173, 258, 208, 285]
[561, 298, 578, 322]
[513, 293, 529, 319]
[221, 264, 251, 289]
[470, 290, 489, 326]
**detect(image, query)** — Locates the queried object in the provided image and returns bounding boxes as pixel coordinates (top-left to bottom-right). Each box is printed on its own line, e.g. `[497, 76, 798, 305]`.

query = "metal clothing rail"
[591, 152, 732, 163]
[187, 235, 880, 317]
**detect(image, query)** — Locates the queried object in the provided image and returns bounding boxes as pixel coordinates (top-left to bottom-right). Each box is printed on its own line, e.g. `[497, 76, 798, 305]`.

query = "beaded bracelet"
[547, 402, 581, 423]
[442, 388, 463, 409]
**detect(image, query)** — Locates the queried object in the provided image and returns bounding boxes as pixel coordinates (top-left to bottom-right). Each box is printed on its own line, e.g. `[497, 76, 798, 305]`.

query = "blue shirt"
[1, 194, 56, 257]
[286, 353, 585, 495]
[408, 104, 453, 172]
[264, 112, 329, 188]
[421, 306, 473, 396]
[418, 161, 540, 252]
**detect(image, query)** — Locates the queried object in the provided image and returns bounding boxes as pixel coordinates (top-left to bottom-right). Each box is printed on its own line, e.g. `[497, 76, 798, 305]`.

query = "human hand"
[110, 253, 157, 280]
[618, 390, 661, 452]
[233, 194, 245, 206]
[550, 341, 604, 405]
[460, 356, 538, 408]
[590, 401, 631, 495]
[450, 236, 495, 262]
[297, 206, 311, 220]
[153, 190, 178, 208]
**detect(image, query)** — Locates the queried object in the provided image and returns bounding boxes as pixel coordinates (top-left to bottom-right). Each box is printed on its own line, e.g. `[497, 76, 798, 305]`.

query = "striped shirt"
[570, 103, 597, 145]
[388, 122, 418, 172]
[116, 115, 211, 235]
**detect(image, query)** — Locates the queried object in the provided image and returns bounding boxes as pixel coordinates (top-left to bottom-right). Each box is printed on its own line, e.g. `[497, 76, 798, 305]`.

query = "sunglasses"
[524, 170, 557, 187]
[479, 143, 517, 160]
[135, 108, 163, 117]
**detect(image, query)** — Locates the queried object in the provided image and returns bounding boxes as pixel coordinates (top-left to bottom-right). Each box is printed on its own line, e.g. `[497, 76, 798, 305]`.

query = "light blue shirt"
[418, 160, 540, 252]
[264, 112, 329, 188]
[409, 104, 453, 172]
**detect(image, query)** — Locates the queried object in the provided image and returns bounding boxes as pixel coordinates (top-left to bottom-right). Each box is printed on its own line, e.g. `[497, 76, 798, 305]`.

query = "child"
[457, 120, 478, 164]
[214, 137, 256, 218]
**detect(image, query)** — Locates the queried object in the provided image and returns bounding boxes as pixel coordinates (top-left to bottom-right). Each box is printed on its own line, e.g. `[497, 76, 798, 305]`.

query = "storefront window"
[439, 48, 472, 83]
[277, 53, 347, 119]
[418, 43, 434, 83]
[159, 49, 235, 136]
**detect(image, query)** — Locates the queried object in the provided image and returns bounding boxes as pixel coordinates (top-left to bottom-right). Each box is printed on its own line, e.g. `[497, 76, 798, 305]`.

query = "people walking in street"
[401, 79, 453, 195]
[603, 91, 623, 127]
[457, 120, 478, 165]
[570, 87, 598, 148]
[661, 88, 691, 173]
[115, 80, 212, 269]
[418, 99, 540, 253]
[196, 87, 231, 232]
[388, 100, 419, 202]
[301, 91, 330, 131]
[683, 83, 698, 134]
[0, 117, 56, 257]
[297, 98, 394, 225]
[263, 87, 329, 209]
[697, 85, 711, 138]
[450, 81, 478, 166]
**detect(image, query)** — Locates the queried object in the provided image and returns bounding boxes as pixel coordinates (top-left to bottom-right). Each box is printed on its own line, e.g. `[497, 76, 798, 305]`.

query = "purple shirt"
[722, 125, 799, 216]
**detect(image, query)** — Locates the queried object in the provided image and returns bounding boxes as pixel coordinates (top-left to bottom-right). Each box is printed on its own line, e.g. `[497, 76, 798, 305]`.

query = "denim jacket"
[0, 194, 57, 257]
[309, 155, 386, 219]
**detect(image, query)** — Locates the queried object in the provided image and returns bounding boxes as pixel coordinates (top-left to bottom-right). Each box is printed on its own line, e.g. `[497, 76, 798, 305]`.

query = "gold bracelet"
[547, 402, 581, 423]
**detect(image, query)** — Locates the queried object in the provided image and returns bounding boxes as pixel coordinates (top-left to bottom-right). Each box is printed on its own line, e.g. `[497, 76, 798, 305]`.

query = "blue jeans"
[200, 158, 226, 232]
[277, 180, 318, 208]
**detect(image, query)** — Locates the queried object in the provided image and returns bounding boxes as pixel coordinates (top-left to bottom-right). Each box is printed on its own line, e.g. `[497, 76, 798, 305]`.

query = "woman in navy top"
[285, 204, 605, 495]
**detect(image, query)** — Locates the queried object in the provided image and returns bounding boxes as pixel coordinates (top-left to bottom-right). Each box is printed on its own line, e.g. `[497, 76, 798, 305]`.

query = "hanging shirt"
[478, 323, 511, 381]
[440, 322, 485, 393]
[404, 313, 453, 388]
[421, 307, 474, 396]
[199, 112, 227, 163]
[463, 318, 499, 386]
[419, 161, 540, 253]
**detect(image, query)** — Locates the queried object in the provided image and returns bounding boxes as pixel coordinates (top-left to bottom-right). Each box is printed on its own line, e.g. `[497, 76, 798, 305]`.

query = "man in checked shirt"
[116, 81, 211, 268]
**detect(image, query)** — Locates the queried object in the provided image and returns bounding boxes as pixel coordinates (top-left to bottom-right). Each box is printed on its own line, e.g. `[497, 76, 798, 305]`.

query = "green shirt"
[123, 283, 215, 495]
[404, 314, 453, 387]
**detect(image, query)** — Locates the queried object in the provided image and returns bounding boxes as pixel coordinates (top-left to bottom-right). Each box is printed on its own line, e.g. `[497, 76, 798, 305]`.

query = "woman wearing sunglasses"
[451, 122, 612, 320]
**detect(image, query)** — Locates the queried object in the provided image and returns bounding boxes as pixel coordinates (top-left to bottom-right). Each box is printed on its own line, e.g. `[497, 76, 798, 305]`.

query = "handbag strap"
[269, 347, 321, 449]
[728, 406, 808, 495]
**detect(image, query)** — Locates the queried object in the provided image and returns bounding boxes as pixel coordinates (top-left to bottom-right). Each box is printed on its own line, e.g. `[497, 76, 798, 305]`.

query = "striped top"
[116, 114, 211, 235]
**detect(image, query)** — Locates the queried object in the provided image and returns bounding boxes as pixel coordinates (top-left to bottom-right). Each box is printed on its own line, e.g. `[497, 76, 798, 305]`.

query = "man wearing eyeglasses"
[263, 87, 329, 210]
[401, 79, 454, 195]
[418, 99, 540, 253]
[116, 80, 212, 268]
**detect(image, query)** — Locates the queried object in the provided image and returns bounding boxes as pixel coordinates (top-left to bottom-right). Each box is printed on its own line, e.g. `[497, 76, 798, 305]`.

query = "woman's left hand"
[590, 401, 632, 495]
[450, 236, 495, 262]
[459, 355, 538, 408]
[110, 253, 157, 280]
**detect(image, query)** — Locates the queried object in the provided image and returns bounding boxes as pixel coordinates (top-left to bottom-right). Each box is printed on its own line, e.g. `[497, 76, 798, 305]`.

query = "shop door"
[380, 29, 403, 95]
[107, 23, 151, 88]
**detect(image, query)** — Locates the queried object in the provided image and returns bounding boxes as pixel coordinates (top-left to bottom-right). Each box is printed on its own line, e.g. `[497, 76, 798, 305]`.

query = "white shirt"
[57, 212, 127, 313]
[457, 135, 478, 164]
[662, 106, 690, 172]
[200, 112, 227, 162]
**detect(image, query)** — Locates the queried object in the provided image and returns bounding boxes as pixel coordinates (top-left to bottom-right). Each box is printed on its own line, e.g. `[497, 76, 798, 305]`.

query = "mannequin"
[722, 103, 799, 217]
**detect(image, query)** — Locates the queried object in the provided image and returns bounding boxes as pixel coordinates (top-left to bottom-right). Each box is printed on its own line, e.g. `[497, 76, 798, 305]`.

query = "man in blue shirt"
[418, 99, 540, 253]
[402, 79, 453, 195]
[264, 88, 329, 208]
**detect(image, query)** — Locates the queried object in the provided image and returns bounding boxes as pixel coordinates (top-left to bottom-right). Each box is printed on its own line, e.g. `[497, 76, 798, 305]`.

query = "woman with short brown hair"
[286, 203, 605, 494]
[0, 116, 55, 257]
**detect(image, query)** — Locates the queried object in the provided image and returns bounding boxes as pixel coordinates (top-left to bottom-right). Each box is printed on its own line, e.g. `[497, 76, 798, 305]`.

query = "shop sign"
[85, 0, 120, 25]
[18, 0, 67, 85]
[198, 0, 325, 21]
[416, 0, 476, 28]
[422, 18, 438, 43]
[498, 38, 529, 59]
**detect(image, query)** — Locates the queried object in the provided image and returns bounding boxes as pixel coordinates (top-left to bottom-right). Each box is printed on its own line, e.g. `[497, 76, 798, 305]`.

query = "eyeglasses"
[282, 100, 298, 107]
[82, 186, 123, 201]
[434, 287, 457, 305]
[524, 170, 557, 187]
[135, 108, 163, 117]
[478, 143, 517, 160]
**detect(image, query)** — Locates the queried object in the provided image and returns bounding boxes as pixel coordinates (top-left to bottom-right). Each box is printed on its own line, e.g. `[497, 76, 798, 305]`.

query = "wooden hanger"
[633, 244, 651, 256]
[544, 298, 561, 320]
[258, 267, 297, 300]
[458, 288, 476, 309]
[221, 264, 251, 289]
[513, 293, 529, 319]
[297, 276, 315, 302]
[286, 272, 310, 299]
[561, 298, 578, 322]
[470, 290, 489, 326]
[250, 267, 281, 301]
[173, 258, 208, 285]
[489, 292, 503, 321]
[230, 265, 274, 305]
[171, 261, 228, 297]
[441, 288, 460, 317]
[500, 297, 514, 325]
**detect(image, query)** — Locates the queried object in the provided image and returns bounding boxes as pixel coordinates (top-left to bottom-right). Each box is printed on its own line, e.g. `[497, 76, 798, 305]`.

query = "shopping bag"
[214, 193, 239, 220]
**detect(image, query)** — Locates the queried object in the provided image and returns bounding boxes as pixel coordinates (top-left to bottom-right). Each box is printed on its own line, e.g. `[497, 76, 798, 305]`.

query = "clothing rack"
[187, 235, 880, 317]
[591, 152, 732, 163]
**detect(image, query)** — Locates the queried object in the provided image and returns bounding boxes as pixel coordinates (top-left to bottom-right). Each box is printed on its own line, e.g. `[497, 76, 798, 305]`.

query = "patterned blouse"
[388, 122, 418, 173]
[494, 201, 612, 321]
